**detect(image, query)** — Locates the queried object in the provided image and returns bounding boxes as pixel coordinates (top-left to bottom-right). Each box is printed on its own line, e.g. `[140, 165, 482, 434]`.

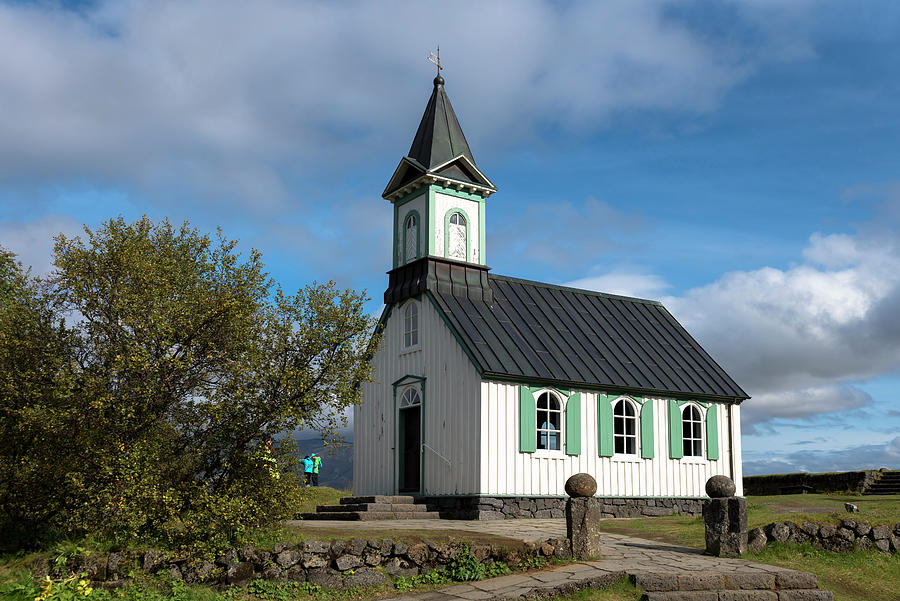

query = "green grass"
[595, 493, 900, 601]
[544, 577, 642, 601]
[293, 486, 349, 515]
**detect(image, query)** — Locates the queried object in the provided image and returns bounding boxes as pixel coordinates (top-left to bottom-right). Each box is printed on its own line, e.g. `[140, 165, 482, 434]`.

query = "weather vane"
[427, 47, 443, 75]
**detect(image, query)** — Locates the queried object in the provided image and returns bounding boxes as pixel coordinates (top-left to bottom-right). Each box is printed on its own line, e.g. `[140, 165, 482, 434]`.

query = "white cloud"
[0, 214, 82, 276]
[565, 271, 669, 299]
[0, 0, 818, 204]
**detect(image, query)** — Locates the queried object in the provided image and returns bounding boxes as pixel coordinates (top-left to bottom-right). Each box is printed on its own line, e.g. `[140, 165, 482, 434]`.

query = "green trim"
[393, 188, 427, 208]
[427, 186, 436, 256]
[706, 404, 719, 460]
[443, 207, 472, 261]
[526, 385, 570, 397]
[402, 209, 421, 264]
[675, 399, 710, 409]
[395, 375, 425, 495]
[478, 200, 486, 265]
[431, 184, 486, 203]
[668, 400, 683, 459]
[424, 291, 483, 373]
[519, 386, 537, 453]
[640, 400, 654, 459]
[565, 392, 581, 456]
[597, 394, 614, 457]
[392, 203, 399, 269]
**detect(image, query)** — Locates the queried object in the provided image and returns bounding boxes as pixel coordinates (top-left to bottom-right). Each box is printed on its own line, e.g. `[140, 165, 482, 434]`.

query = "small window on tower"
[403, 302, 419, 349]
[448, 211, 467, 260]
[405, 213, 418, 263]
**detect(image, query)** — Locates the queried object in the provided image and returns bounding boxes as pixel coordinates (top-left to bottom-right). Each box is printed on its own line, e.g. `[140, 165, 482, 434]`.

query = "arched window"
[447, 211, 467, 260]
[403, 302, 418, 348]
[682, 405, 702, 457]
[613, 398, 637, 455]
[399, 386, 421, 408]
[536, 392, 562, 451]
[404, 213, 418, 263]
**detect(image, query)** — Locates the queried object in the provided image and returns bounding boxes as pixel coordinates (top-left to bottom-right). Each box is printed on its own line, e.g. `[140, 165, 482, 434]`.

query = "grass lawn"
[595, 493, 900, 601]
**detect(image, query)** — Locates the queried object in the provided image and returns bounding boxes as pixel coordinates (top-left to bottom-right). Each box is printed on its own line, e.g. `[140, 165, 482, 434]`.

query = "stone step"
[640, 590, 832, 601]
[339, 495, 416, 505]
[316, 503, 432, 512]
[298, 511, 441, 521]
[632, 571, 818, 592]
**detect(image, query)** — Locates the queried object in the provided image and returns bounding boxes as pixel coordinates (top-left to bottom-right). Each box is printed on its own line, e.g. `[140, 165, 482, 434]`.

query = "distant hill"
[286, 432, 353, 491]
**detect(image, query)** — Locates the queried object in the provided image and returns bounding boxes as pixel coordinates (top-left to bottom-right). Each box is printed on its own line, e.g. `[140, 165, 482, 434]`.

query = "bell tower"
[383, 73, 496, 270]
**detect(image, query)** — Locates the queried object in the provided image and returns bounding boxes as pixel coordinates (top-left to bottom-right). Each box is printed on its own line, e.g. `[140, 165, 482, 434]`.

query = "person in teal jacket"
[310, 453, 322, 486]
[302, 454, 314, 486]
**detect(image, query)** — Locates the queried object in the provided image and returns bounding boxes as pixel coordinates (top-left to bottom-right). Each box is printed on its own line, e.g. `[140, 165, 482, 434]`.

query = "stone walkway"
[293, 519, 828, 600]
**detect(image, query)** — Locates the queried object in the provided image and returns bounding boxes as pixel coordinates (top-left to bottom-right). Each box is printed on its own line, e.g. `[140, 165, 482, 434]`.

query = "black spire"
[407, 75, 476, 169]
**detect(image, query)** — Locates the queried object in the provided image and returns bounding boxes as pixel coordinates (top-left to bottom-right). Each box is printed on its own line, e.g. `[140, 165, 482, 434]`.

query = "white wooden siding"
[479, 382, 742, 497]
[354, 295, 481, 495]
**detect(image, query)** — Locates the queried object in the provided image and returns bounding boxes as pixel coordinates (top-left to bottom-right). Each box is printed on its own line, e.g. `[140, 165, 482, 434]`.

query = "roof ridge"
[489, 273, 664, 307]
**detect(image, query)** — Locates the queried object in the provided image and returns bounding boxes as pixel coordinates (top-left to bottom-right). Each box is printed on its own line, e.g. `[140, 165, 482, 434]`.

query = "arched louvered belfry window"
[613, 398, 638, 455]
[682, 404, 703, 457]
[447, 211, 467, 260]
[404, 213, 418, 263]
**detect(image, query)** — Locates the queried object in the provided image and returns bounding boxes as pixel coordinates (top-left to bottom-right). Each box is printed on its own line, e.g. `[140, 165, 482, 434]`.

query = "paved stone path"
[294, 519, 824, 600]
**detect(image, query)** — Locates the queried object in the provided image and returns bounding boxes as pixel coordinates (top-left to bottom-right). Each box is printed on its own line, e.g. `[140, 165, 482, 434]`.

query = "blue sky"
[1, 0, 899, 475]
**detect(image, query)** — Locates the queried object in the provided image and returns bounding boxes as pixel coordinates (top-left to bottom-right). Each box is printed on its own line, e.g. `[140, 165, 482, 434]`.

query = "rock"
[823, 537, 853, 553]
[167, 565, 182, 581]
[392, 541, 408, 555]
[276, 549, 301, 568]
[818, 525, 835, 539]
[854, 522, 871, 537]
[334, 555, 361, 571]
[539, 542, 555, 556]
[345, 538, 367, 556]
[801, 522, 819, 537]
[845, 503, 859, 513]
[856, 537, 872, 551]
[193, 561, 218, 583]
[565, 473, 598, 498]
[379, 539, 393, 556]
[873, 538, 891, 553]
[748, 528, 767, 553]
[142, 549, 167, 574]
[705, 475, 737, 498]
[217, 549, 238, 565]
[106, 553, 133, 579]
[871, 525, 890, 540]
[285, 566, 306, 582]
[239, 545, 268, 566]
[890, 535, 900, 552]
[301, 553, 327, 569]
[302, 540, 330, 554]
[363, 552, 381, 566]
[383, 557, 417, 578]
[225, 562, 254, 585]
[307, 567, 342, 588]
[566, 497, 602, 559]
[272, 543, 290, 554]
[343, 567, 386, 588]
[836, 527, 855, 541]
[405, 543, 429, 565]
[261, 565, 284, 581]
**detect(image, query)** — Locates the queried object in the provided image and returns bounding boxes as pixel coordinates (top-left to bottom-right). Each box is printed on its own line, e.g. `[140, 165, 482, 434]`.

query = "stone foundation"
[417, 496, 704, 520]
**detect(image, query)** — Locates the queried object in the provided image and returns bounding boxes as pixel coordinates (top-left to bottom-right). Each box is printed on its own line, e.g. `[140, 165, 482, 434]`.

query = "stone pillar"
[703, 475, 747, 557]
[564, 473, 601, 559]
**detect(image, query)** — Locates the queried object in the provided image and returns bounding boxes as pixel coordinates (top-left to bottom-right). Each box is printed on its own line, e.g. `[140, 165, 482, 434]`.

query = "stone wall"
[742, 471, 878, 495]
[30, 537, 565, 589]
[421, 496, 703, 519]
[748, 519, 900, 553]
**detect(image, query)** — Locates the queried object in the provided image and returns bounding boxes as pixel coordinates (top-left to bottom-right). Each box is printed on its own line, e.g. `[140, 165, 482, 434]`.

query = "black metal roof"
[408, 75, 475, 170]
[417, 267, 748, 402]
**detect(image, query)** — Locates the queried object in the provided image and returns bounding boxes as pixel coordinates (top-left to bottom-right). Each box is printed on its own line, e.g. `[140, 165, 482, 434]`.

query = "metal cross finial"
[427, 46, 443, 75]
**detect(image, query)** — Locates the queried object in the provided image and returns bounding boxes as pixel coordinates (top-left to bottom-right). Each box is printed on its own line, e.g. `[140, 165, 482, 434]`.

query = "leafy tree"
[0, 217, 376, 553]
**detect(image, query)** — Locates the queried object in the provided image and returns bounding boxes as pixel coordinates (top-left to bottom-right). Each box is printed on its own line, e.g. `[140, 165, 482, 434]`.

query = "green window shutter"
[565, 392, 581, 456]
[597, 394, 614, 457]
[518, 386, 536, 453]
[639, 399, 654, 459]
[706, 405, 720, 460]
[668, 400, 683, 459]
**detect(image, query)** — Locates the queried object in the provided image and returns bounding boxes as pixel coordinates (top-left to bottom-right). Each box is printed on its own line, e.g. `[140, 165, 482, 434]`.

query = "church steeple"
[384, 73, 496, 270]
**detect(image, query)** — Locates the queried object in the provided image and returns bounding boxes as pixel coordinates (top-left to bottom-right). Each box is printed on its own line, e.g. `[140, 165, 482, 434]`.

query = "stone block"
[631, 572, 677, 591]
[873, 539, 890, 553]
[765, 522, 791, 543]
[392, 541, 408, 555]
[748, 528, 768, 553]
[775, 590, 834, 600]
[302, 540, 330, 554]
[225, 562, 254, 585]
[301, 553, 327, 569]
[718, 591, 777, 601]
[261, 565, 285, 581]
[677, 573, 725, 590]
[817, 525, 835, 539]
[142, 549, 167, 574]
[724, 572, 776, 590]
[856, 537, 872, 551]
[276, 549, 300, 568]
[285, 566, 306, 582]
[775, 572, 817, 589]
[853, 523, 871, 537]
[345, 538, 367, 555]
[405, 542, 429, 565]
[871, 525, 890, 540]
[334, 555, 361, 571]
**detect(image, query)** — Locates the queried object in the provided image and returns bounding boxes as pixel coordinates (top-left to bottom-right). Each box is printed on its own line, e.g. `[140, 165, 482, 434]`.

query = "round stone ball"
[706, 475, 736, 498]
[565, 473, 597, 498]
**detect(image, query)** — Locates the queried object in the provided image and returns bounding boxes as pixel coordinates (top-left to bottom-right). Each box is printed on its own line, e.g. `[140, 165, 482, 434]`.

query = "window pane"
[410, 331, 418, 346]
[405, 333, 411, 347]
[615, 438, 624, 454]
[548, 433, 558, 450]
[692, 422, 702, 438]
[625, 419, 635, 435]
[683, 440, 691, 456]
[625, 437, 635, 455]
[615, 416, 623, 432]
[548, 414, 559, 430]
[537, 395, 548, 409]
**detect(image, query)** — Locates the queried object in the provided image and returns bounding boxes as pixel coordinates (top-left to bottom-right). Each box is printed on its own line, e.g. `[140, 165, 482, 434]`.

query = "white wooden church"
[353, 73, 749, 518]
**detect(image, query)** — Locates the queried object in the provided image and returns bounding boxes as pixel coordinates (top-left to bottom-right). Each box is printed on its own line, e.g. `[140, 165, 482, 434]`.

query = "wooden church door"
[398, 387, 422, 493]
